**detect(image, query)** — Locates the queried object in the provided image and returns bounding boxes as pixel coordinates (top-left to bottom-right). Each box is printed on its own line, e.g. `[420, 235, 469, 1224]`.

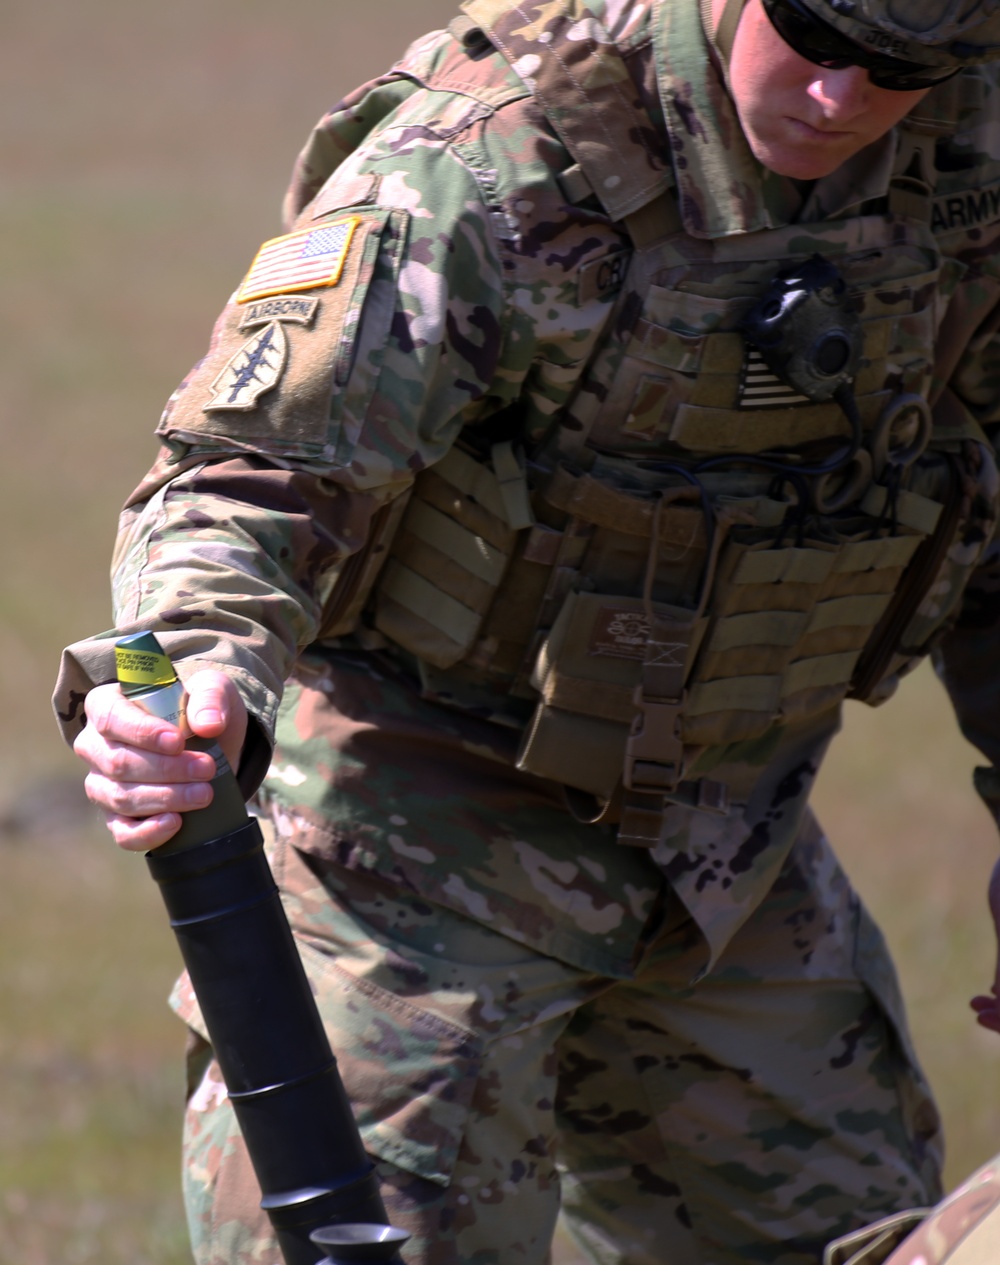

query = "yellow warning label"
[114, 647, 176, 687]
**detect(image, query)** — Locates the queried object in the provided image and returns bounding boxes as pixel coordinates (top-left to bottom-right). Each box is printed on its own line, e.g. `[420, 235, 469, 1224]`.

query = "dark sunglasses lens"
[764, 0, 848, 65]
[763, 0, 957, 91]
[868, 63, 958, 90]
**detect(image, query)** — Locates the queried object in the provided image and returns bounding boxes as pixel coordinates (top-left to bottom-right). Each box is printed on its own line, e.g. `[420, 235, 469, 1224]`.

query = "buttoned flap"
[156, 209, 407, 461]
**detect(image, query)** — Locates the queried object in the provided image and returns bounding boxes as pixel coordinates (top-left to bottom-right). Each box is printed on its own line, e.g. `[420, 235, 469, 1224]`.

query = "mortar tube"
[114, 632, 406, 1265]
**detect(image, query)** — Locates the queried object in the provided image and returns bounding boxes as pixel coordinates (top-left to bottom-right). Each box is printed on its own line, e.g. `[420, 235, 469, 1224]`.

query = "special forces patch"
[238, 217, 361, 303]
[204, 321, 288, 412]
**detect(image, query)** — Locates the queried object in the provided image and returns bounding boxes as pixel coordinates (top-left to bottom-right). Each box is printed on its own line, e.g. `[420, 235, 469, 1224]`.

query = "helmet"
[802, 0, 1000, 67]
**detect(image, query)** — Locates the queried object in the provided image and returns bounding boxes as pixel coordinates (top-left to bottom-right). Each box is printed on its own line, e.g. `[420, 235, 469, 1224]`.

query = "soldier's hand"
[971, 858, 1000, 1034]
[73, 669, 248, 852]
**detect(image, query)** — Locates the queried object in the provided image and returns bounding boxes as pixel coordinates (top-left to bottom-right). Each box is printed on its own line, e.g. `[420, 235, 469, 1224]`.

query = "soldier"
[53, 1, 1000, 1262]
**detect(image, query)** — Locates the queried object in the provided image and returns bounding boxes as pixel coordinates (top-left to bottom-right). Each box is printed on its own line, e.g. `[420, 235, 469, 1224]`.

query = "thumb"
[183, 669, 248, 771]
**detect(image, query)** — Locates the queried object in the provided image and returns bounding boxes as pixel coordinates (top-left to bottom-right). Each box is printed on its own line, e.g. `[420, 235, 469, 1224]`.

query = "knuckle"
[108, 784, 134, 815]
[83, 772, 104, 807]
[106, 746, 132, 781]
[85, 686, 118, 732]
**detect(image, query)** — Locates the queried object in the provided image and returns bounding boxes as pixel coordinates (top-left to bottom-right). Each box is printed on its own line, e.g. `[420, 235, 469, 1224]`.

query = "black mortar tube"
[114, 632, 407, 1265]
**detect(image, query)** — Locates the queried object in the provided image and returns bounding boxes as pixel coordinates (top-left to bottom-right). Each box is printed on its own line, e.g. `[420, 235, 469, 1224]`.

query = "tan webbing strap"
[404, 500, 509, 584]
[378, 561, 482, 645]
[541, 672, 636, 725]
[707, 609, 807, 652]
[491, 441, 535, 530]
[733, 546, 836, 587]
[618, 494, 733, 846]
[623, 190, 683, 250]
[460, 0, 673, 222]
[782, 651, 861, 697]
[860, 485, 943, 536]
[557, 163, 596, 206]
[435, 445, 510, 523]
[714, 0, 747, 66]
[541, 464, 706, 546]
[686, 673, 781, 717]
[887, 121, 940, 224]
[833, 534, 922, 574]
[805, 594, 892, 634]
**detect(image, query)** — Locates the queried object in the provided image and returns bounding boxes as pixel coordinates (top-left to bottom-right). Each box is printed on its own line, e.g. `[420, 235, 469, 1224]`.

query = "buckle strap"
[617, 779, 731, 848]
[624, 611, 692, 796]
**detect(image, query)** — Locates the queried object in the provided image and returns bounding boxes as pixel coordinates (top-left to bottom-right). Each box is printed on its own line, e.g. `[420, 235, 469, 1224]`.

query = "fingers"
[970, 990, 1000, 1034]
[74, 688, 217, 788]
[101, 810, 186, 853]
[81, 680, 186, 755]
[183, 670, 249, 773]
[84, 767, 214, 818]
[73, 671, 249, 852]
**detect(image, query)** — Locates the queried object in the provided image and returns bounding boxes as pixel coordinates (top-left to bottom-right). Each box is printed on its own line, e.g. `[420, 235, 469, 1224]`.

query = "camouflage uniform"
[823, 1153, 1000, 1264]
[53, 0, 1000, 1261]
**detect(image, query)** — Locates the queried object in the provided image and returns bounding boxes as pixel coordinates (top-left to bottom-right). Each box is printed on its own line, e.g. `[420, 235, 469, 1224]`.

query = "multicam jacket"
[55, 0, 1000, 978]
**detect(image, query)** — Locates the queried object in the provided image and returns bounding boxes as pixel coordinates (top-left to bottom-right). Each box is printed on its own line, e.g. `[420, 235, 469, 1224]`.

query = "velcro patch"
[204, 321, 288, 413]
[156, 208, 400, 453]
[237, 294, 321, 330]
[238, 217, 361, 303]
[578, 249, 630, 305]
[931, 178, 1000, 235]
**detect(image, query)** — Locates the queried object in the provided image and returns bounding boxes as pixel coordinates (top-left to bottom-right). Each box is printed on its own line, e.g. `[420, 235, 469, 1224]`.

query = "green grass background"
[2, 1, 999, 1260]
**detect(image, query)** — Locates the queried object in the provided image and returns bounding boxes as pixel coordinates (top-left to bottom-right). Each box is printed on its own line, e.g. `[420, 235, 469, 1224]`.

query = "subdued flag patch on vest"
[739, 348, 809, 408]
[237, 216, 361, 303]
[204, 320, 288, 412]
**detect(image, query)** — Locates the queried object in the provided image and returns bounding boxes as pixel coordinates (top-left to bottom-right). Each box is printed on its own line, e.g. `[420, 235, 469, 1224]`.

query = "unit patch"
[237, 294, 321, 331]
[204, 321, 288, 412]
[237, 217, 361, 303]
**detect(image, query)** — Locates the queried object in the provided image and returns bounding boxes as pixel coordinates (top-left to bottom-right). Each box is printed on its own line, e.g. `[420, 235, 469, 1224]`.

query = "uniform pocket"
[295, 941, 483, 1187]
[172, 941, 483, 1190]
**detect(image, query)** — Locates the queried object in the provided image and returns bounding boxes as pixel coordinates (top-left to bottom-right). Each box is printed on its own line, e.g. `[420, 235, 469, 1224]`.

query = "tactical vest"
[323, 0, 999, 845]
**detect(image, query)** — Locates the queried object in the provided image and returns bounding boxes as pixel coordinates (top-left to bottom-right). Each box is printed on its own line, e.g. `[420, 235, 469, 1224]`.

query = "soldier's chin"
[748, 123, 854, 181]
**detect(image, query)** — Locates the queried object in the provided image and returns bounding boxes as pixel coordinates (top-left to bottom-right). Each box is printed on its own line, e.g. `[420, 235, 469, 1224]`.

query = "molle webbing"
[539, 464, 709, 548]
[373, 444, 529, 669]
[459, 0, 674, 223]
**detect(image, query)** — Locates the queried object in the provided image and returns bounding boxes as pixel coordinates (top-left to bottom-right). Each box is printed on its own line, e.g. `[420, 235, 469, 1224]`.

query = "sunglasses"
[761, 0, 960, 90]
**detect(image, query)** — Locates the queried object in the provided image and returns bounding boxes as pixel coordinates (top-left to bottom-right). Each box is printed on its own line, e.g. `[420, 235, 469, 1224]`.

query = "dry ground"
[2, 2, 999, 1261]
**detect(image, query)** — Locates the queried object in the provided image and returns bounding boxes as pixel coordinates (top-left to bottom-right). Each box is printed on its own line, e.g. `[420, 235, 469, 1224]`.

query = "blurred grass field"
[2, 1, 999, 1261]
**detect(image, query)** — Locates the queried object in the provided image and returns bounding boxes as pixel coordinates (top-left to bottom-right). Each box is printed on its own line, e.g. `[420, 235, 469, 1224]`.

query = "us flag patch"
[237, 217, 361, 303]
[739, 348, 809, 408]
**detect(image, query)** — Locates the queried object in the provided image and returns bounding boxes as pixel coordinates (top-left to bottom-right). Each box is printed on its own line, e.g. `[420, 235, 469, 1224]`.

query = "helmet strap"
[716, 0, 749, 64]
[701, 0, 751, 89]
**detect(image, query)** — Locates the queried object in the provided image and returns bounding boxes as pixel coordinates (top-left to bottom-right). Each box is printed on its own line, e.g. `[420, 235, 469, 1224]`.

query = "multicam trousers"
[177, 813, 942, 1265]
